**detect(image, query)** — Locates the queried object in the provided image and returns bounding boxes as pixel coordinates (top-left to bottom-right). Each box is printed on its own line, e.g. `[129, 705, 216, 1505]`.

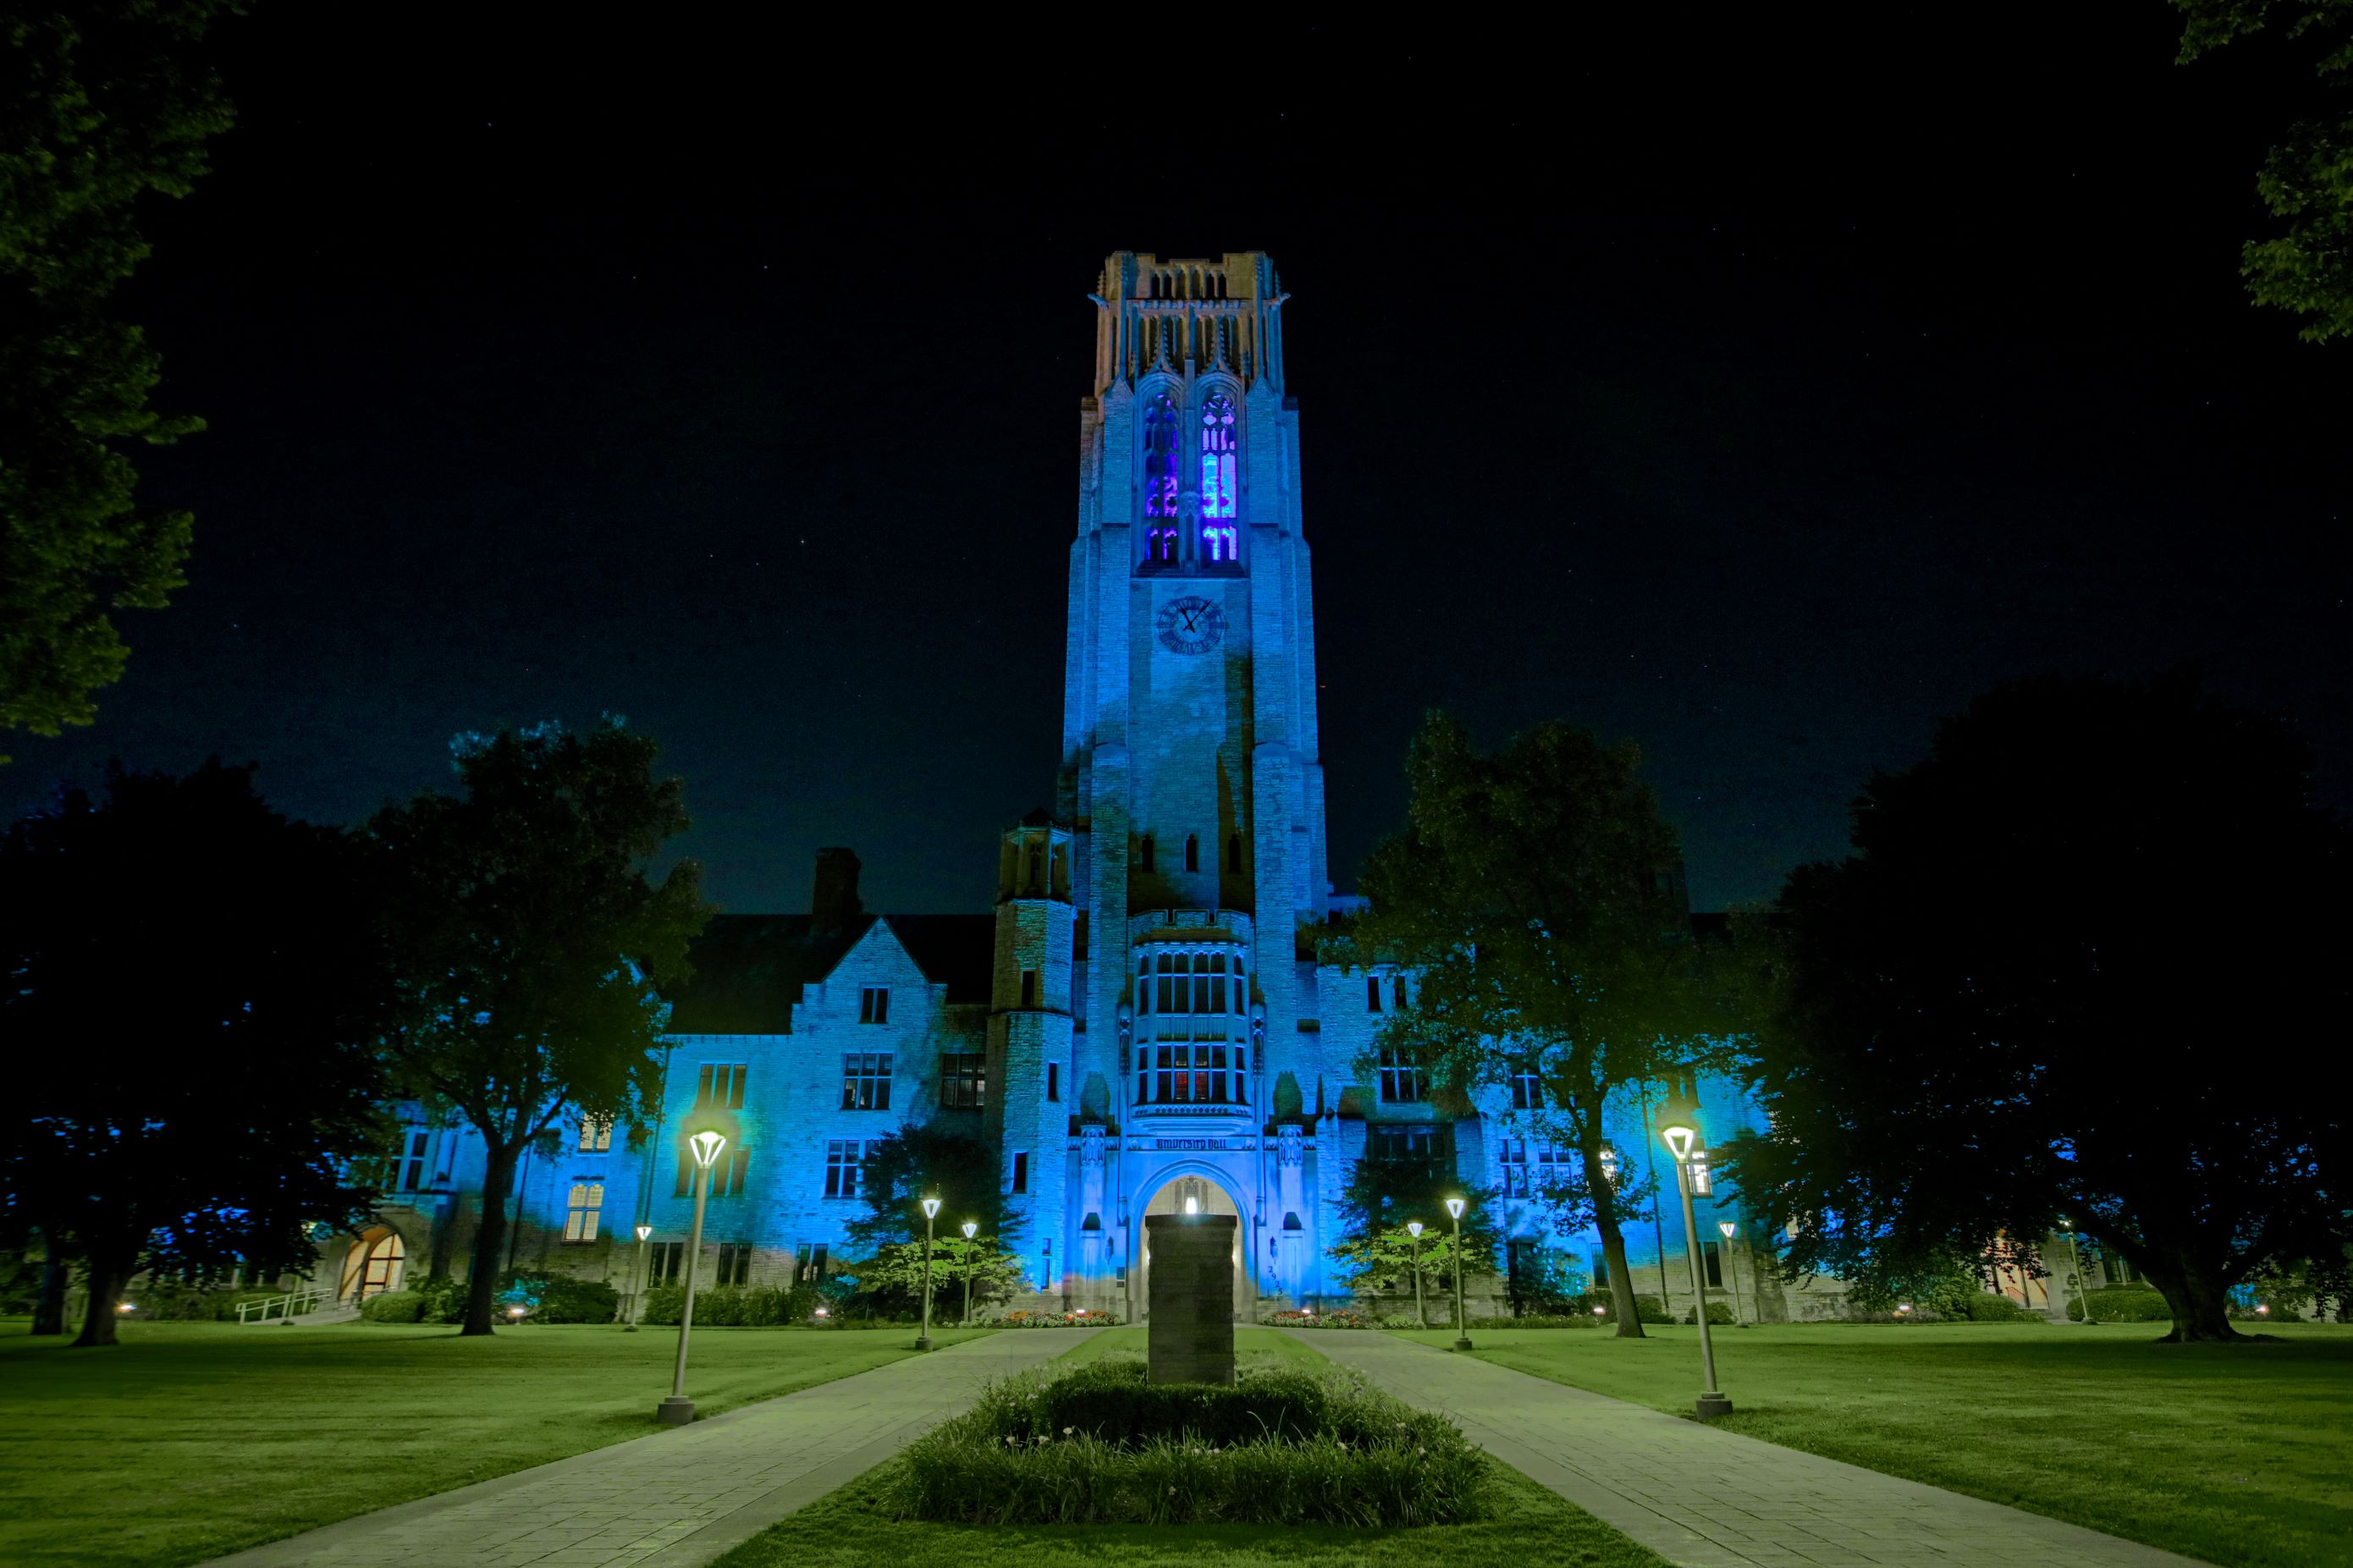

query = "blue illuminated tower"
[1057, 252, 1331, 1313]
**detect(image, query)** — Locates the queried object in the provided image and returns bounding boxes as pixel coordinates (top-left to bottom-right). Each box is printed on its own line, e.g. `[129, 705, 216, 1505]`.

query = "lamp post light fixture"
[1661, 1124, 1731, 1419]
[917, 1195, 941, 1351]
[1718, 1220, 1748, 1326]
[1407, 1220, 1430, 1329]
[2058, 1216, 2094, 1326]
[657, 1128, 727, 1425]
[625, 1222, 653, 1332]
[1444, 1197, 1472, 1351]
[960, 1219, 978, 1326]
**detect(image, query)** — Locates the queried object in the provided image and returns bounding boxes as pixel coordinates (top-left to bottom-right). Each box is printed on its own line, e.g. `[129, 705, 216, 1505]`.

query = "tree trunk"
[31, 1256, 66, 1336]
[1583, 1142, 1645, 1339]
[2138, 1246, 2253, 1343]
[71, 1251, 135, 1348]
[461, 1141, 520, 1336]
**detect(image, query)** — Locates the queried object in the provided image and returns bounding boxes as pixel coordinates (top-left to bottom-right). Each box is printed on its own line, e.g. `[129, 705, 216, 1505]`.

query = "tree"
[2, 3, 240, 753]
[841, 1234, 1025, 1320]
[0, 760, 391, 1346]
[371, 718, 708, 1336]
[1726, 673, 2350, 1342]
[2176, 1, 2353, 342]
[1346, 712, 1747, 1338]
[844, 1121, 1022, 1253]
[1327, 1128, 1503, 1304]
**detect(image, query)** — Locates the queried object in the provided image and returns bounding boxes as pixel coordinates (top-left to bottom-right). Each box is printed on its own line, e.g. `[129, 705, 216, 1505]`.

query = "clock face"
[1155, 595, 1225, 656]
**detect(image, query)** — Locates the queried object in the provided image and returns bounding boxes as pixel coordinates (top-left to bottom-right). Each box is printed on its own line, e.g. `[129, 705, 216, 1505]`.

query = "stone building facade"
[328, 253, 1983, 1325]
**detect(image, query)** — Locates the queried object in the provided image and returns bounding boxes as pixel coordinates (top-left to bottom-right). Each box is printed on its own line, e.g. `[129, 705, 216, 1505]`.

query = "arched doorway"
[339, 1227, 406, 1302]
[1133, 1172, 1255, 1322]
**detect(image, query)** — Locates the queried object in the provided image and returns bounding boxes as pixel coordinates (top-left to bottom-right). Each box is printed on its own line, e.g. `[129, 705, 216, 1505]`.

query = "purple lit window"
[1199, 395, 1237, 561]
[1143, 393, 1182, 560]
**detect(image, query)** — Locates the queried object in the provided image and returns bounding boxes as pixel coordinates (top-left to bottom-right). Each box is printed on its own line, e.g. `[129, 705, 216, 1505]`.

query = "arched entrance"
[339, 1227, 406, 1302]
[1133, 1171, 1255, 1322]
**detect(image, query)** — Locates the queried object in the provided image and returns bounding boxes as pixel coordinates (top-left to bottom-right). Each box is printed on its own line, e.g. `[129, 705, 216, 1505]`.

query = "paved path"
[1286, 1329, 2203, 1568]
[205, 1329, 1095, 1568]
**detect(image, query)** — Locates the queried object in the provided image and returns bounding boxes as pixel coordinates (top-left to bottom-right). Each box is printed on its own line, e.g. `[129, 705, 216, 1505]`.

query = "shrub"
[497, 1273, 620, 1323]
[892, 1357, 1488, 1526]
[360, 1290, 424, 1323]
[1261, 1307, 1369, 1328]
[1681, 1301, 1736, 1325]
[410, 1276, 466, 1323]
[2068, 1287, 2170, 1323]
[993, 1308, 1121, 1326]
[1468, 1312, 1603, 1329]
[1948, 1291, 2044, 1323]
[641, 1284, 686, 1325]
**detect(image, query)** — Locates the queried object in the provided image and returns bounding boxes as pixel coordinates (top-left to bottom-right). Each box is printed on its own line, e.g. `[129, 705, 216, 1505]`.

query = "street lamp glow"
[1661, 1122, 1730, 1418]
[688, 1129, 728, 1169]
[1444, 1196, 1465, 1220]
[1718, 1221, 1735, 1240]
[1407, 1221, 1424, 1238]
[1406, 1221, 1429, 1328]
[921, 1195, 942, 1220]
[1443, 1197, 1472, 1351]
[659, 1130, 730, 1423]
[625, 1222, 656, 1332]
[636, 1224, 653, 1242]
[959, 1219, 978, 1326]
[917, 1192, 941, 1351]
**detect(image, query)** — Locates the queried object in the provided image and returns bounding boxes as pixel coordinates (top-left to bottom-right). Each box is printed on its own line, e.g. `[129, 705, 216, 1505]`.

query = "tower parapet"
[1091, 251, 1286, 395]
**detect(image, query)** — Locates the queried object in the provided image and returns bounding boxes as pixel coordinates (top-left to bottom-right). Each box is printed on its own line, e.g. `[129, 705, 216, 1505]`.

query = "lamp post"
[916, 1195, 941, 1351]
[2058, 1217, 2094, 1325]
[1661, 1125, 1729, 1417]
[625, 1222, 653, 1332]
[960, 1219, 978, 1326]
[1445, 1197, 1472, 1351]
[1407, 1220, 1429, 1329]
[657, 1129, 726, 1425]
[1718, 1221, 1746, 1326]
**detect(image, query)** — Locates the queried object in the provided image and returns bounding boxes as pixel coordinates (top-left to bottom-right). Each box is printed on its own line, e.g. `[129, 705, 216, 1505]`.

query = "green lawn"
[0, 1318, 981, 1568]
[710, 1454, 1667, 1568]
[1391, 1321, 2353, 1568]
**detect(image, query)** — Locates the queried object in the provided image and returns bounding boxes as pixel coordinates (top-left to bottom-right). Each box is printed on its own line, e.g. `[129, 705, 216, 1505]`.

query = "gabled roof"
[661, 911, 995, 1033]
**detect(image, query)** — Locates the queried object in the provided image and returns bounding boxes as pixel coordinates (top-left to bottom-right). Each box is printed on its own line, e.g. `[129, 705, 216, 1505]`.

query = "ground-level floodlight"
[961, 1219, 979, 1326]
[658, 1128, 728, 1425]
[1661, 1123, 1731, 1418]
[1407, 1220, 1429, 1329]
[1444, 1197, 1472, 1351]
[625, 1222, 654, 1332]
[918, 1194, 942, 1351]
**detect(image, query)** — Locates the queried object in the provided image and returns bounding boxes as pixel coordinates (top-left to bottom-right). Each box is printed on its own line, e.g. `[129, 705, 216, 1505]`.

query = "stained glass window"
[1143, 392, 1182, 563]
[1199, 394, 1238, 561]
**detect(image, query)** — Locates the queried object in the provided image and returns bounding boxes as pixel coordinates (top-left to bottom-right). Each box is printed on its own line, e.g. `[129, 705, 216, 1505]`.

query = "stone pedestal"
[1145, 1214, 1236, 1385]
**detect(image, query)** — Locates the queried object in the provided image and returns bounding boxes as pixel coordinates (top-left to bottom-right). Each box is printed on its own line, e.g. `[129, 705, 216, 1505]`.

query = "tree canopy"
[1725, 673, 2350, 1341]
[1345, 711, 1747, 1336]
[0, 759, 391, 1345]
[370, 717, 707, 1335]
[845, 1120, 1021, 1253]
[2, 2, 239, 753]
[2176, 0, 2353, 341]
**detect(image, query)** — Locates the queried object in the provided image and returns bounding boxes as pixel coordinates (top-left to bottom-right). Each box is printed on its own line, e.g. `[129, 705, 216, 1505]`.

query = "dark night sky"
[9, 10, 2348, 914]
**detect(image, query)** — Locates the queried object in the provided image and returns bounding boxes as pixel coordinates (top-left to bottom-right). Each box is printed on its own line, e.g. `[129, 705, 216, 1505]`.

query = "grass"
[1393, 1320, 2353, 1568]
[0, 1318, 984, 1568]
[711, 1453, 1667, 1567]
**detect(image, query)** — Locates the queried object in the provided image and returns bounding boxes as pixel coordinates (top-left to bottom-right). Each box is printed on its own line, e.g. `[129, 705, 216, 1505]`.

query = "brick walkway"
[203, 1329, 1096, 1568]
[1286, 1329, 2203, 1568]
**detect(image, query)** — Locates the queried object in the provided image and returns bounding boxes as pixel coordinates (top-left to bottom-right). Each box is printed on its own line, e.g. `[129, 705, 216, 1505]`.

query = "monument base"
[1144, 1214, 1237, 1384]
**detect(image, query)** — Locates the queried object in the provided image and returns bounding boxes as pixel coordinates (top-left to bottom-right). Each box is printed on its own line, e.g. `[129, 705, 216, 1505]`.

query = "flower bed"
[1260, 1307, 1374, 1328]
[891, 1356, 1488, 1526]
[990, 1308, 1121, 1327]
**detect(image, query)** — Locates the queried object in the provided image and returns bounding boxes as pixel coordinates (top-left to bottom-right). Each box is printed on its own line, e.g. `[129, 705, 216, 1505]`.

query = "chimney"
[811, 847, 863, 934]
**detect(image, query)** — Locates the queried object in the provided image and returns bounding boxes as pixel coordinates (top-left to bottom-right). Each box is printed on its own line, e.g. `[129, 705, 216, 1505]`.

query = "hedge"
[360, 1290, 425, 1323]
[2068, 1287, 2170, 1323]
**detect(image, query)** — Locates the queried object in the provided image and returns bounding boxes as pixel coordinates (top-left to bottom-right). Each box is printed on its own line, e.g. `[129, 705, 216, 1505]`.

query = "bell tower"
[1061, 251, 1330, 1148]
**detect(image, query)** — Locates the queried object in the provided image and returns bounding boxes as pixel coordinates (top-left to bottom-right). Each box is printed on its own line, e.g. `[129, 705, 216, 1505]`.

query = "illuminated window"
[940, 1052, 986, 1110]
[1143, 392, 1182, 562]
[576, 1114, 612, 1153]
[823, 1140, 866, 1198]
[564, 1181, 604, 1241]
[1199, 394, 1237, 564]
[1378, 1044, 1427, 1103]
[794, 1241, 829, 1282]
[840, 1051, 892, 1111]
[697, 1063, 747, 1108]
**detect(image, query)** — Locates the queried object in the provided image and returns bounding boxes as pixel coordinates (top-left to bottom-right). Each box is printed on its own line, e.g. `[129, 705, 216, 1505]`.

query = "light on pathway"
[1661, 1123, 1731, 1418]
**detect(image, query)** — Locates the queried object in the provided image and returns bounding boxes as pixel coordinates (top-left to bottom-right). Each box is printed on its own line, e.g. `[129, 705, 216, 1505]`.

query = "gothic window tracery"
[1143, 392, 1182, 564]
[1132, 945, 1249, 1107]
[1199, 393, 1238, 561]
